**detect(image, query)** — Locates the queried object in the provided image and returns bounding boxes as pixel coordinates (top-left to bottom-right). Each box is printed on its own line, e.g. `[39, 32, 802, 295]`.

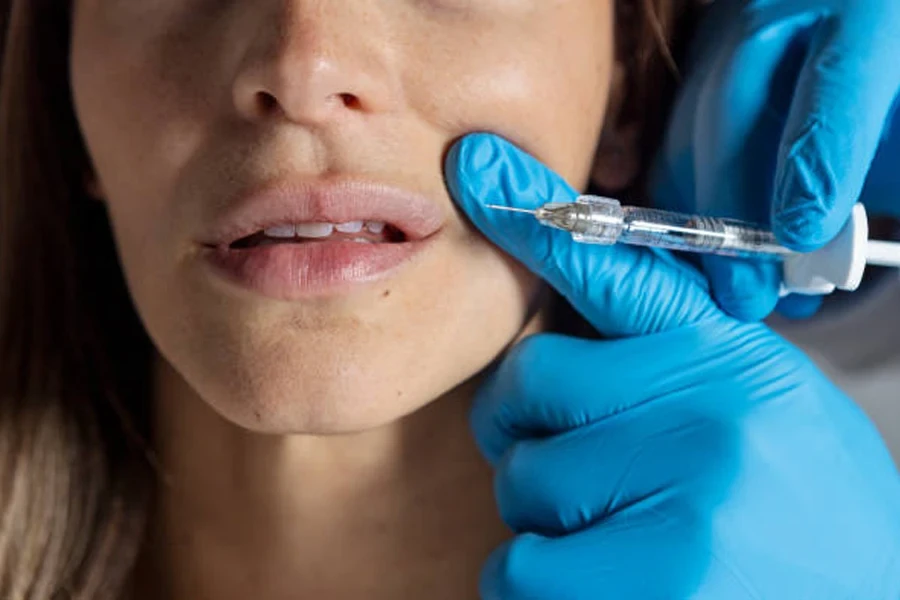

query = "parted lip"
[201, 177, 447, 248]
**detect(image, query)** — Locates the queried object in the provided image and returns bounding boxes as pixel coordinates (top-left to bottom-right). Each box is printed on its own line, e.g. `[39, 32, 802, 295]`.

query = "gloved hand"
[446, 133, 900, 600]
[652, 0, 900, 320]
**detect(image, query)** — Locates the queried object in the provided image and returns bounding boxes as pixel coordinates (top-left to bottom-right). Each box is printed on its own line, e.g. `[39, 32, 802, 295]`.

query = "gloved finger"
[681, 11, 809, 219]
[492, 412, 736, 537]
[775, 294, 823, 320]
[480, 515, 711, 600]
[701, 255, 781, 321]
[446, 133, 719, 338]
[469, 324, 781, 464]
[773, 6, 900, 251]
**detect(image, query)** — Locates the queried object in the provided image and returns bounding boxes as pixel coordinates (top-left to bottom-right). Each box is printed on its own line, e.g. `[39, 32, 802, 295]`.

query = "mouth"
[200, 179, 445, 300]
[204, 178, 444, 249]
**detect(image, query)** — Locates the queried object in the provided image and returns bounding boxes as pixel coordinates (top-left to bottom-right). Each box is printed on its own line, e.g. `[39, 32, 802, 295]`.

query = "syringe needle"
[485, 204, 538, 215]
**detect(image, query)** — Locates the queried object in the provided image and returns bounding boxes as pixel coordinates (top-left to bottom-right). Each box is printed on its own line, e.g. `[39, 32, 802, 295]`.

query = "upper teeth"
[294, 223, 335, 238]
[335, 221, 364, 234]
[263, 224, 297, 238]
[264, 221, 387, 239]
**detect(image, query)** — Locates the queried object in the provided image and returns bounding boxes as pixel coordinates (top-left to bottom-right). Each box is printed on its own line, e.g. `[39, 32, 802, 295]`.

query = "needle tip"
[484, 204, 537, 215]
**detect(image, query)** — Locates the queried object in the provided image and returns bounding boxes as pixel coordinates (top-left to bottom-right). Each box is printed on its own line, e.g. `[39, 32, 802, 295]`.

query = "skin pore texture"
[69, 1, 619, 598]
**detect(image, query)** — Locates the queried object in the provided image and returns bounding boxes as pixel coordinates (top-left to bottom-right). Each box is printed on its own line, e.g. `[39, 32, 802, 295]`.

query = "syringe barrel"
[570, 196, 791, 259]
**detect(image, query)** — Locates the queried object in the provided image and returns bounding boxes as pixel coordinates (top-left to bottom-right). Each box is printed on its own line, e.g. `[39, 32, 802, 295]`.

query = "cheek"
[70, 3, 215, 253]
[406, 1, 614, 187]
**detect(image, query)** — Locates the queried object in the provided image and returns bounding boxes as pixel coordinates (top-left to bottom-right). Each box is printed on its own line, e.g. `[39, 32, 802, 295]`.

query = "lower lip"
[204, 239, 429, 300]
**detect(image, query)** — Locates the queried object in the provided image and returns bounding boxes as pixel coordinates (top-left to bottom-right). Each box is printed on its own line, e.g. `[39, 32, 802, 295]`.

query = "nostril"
[256, 91, 279, 115]
[338, 93, 362, 110]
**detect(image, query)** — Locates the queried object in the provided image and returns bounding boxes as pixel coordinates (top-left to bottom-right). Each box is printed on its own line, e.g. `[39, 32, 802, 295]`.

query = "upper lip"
[202, 178, 446, 247]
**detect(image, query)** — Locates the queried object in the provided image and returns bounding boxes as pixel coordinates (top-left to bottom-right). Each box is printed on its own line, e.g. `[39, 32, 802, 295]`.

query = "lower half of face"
[72, 0, 614, 434]
[134, 220, 541, 433]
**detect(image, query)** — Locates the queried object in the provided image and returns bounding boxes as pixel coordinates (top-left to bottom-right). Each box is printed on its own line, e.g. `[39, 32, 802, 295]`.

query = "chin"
[159, 328, 504, 435]
[207, 375, 443, 435]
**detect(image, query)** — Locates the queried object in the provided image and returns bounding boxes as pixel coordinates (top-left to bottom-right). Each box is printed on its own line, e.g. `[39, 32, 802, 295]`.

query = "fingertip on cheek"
[444, 134, 498, 219]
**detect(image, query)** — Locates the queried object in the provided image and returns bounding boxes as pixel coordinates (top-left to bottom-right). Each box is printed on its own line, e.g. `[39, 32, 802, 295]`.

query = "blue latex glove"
[446, 133, 900, 600]
[652, 0, 900, 320]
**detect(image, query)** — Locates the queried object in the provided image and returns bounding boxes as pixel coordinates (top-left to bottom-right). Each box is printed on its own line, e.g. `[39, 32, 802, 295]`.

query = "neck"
[132, 360, 510, 600]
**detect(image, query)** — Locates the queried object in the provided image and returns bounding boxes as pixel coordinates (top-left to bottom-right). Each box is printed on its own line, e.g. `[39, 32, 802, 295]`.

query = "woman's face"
[70, 0, 615, 433]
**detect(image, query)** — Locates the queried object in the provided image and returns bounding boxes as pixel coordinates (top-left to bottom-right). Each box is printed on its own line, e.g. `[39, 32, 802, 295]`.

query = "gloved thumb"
[445, 133, 720, 337]
[773, 7, 900, 250]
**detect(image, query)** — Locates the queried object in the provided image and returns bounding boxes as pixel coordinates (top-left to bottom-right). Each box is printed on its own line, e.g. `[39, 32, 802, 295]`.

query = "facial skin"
[70, 0, 615, 435]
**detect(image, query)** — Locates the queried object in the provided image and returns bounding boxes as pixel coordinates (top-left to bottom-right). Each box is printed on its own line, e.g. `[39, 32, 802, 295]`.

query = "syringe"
[487, 195, 900, 295]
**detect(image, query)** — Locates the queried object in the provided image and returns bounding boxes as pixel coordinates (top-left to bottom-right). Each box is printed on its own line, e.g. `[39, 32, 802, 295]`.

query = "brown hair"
[0, 0, 699, 597]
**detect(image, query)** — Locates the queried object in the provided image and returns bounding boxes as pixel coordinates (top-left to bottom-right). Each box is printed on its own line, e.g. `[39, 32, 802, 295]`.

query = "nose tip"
[232, 13, 398, 126]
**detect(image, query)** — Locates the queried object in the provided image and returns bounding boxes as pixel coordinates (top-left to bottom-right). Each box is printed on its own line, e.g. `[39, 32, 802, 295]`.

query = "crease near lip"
[202, 178, 446, 248]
